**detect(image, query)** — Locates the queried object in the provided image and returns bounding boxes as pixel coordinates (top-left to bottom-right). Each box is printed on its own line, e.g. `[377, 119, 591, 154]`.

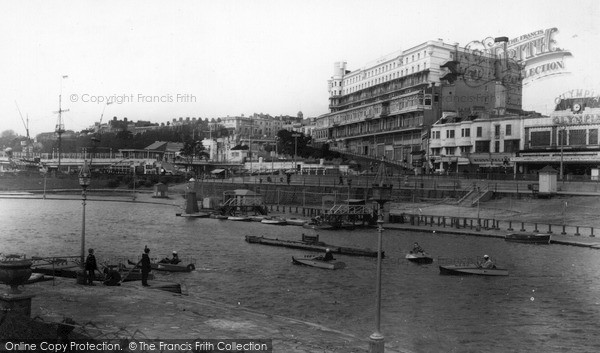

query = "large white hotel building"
[313, 38, 526, 173]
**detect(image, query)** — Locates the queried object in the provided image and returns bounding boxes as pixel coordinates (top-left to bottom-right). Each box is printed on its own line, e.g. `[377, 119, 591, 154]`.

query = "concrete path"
[26, 278, 407, 353]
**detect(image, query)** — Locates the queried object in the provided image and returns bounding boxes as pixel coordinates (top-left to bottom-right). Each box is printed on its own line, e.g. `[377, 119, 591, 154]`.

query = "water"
[1, 198, 599, 353]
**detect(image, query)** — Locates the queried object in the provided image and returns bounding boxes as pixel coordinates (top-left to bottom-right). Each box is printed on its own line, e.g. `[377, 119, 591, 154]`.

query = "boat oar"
[119, 259, 142, 284]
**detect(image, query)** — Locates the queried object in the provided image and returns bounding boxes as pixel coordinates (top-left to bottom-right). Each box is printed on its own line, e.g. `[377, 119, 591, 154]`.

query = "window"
[530, 131, 551, 147]
[590, 129, 598, 145]
[506, 124, 512, 136]
[461, 128, 471, 137]
[475, 140, 490, 152]
[494, 125, 501, 137]
[504, 140, 520, 152]
[446, 130, 455, 138]
[476, 126, 482, 137]
[495, 141, 500, 152]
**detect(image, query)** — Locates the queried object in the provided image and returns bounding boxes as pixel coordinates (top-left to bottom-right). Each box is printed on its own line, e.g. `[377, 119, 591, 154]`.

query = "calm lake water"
[1, 198, 599, 353]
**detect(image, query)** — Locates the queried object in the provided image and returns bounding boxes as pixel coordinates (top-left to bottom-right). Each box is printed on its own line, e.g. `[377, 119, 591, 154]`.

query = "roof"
[145, 141, 168, 150]
[539, 165, 558, 173]
[231, 189, 260, 196]
[144, 141, 184, 153]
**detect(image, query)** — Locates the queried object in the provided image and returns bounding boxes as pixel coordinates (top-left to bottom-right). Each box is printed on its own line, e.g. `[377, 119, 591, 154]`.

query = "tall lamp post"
[369, 160, 393, 353]
[559, 124, 567, 182]
[292, 133, 300, 172]
[78, 160, 91, 268]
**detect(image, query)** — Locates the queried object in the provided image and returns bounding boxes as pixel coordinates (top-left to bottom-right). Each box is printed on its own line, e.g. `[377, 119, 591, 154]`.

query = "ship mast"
[54, 75, 69, 170]
[15, 101, 30, 160]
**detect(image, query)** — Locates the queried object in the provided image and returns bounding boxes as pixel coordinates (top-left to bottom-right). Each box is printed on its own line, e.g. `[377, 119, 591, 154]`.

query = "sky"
[1, 0, 599, 137]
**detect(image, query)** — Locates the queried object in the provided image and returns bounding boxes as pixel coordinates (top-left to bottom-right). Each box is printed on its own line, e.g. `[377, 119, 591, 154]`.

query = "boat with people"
[438, 265, 509, 276]
[291, 255, 345, 270]
[151, 262, 195, 272]
[128, 259, 195, 272]
[505, 233, 551, 244]
[405, 252, 434, 264]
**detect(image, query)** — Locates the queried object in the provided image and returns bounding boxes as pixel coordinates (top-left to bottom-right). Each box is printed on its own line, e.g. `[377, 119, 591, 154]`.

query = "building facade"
[315, 38, 524, 172]
[514, 97, 600, 177]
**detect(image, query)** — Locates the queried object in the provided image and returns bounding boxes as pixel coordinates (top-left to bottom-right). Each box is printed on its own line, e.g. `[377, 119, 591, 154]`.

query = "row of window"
[529, 129, 599, 147]
[432, 125, 514, 139]
[431, 139, 521, 155]
[342, 64, 428, 95]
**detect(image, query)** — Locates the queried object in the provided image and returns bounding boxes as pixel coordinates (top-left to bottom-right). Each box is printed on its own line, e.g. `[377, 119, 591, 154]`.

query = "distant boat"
[286, 218, 308, 226]
[505, 233, 551, 244]
[249, 215, 268, 222]
[439, 265, 508, 276]
[228, 215, 252, 221]
[292, 255, 345, 270]
[176, 212, 211, 218]
[405, 252, 434, 264]
[261, 217, 287, 225]
[302, 222, 334, 230]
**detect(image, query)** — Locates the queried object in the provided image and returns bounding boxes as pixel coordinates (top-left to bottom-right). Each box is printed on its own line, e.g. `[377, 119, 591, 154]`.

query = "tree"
[179, 140, 209, 169]
[276, 130, 310, 157]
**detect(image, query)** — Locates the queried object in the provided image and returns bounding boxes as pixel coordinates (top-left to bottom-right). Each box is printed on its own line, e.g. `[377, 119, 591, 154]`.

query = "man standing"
[85, 248, 98, 286]
[141, 246, 152, 287]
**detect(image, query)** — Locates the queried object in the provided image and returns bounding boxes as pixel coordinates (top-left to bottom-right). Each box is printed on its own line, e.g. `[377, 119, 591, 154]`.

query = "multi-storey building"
[314, 38, 523, 172]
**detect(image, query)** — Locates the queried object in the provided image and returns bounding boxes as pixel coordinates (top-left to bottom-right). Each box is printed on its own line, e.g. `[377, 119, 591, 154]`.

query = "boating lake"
[1, 198, 599, 353]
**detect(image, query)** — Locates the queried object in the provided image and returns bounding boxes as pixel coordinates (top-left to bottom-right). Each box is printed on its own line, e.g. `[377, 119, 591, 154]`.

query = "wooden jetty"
[244, 234, 383, 258]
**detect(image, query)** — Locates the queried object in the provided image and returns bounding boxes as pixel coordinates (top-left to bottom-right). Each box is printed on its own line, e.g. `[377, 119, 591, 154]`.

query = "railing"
[389, 212, 598, 238]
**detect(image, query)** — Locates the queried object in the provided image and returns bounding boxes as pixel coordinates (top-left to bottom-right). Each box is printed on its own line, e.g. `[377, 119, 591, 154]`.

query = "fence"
[388, 213, 597, 238]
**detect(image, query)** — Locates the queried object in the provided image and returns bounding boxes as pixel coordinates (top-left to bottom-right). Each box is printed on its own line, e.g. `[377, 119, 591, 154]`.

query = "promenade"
[25, 278, 405, 353]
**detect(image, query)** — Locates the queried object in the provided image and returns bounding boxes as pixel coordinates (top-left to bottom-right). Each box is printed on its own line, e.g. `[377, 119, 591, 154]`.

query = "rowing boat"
[291, 255, 346, 270]
[286, 218, 308, 226]
[261, 217, 287, 225]
[505, 233, 551, 244]
[150, 262, 196, 272]
[228, 215, 252, 221]
[439, 265, 508, 276]
[405, 252, 434, 264]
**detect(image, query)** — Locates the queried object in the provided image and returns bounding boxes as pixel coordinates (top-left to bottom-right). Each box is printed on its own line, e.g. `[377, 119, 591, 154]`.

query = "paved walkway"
[25, 278, 406, 353]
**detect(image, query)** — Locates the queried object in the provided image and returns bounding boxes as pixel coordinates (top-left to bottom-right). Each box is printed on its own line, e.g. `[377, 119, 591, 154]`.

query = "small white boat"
[228, 215, 252, 221]
[292, 255, 345, 270]
[249, 215, 268, 222]
[261, 217, 287, 225]
[286, 218, 309, 226]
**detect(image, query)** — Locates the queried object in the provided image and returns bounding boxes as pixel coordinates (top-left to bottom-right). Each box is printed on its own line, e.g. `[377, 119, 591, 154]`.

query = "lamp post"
[559, 124, 567, 182]
[78, 160, 91, 268]
[292, 133, 301, 172]
[369, 160, 393, 353]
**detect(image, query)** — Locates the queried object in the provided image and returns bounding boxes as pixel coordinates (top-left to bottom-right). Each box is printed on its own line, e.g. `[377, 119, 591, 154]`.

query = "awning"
[211, 169, 225, 174]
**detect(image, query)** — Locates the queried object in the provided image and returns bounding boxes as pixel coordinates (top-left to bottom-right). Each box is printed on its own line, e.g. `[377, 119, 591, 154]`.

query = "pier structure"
[318, 199, 376, 228]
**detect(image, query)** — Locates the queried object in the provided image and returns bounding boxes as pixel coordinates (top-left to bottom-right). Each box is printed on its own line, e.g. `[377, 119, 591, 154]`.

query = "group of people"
[83, 247, 181, 287]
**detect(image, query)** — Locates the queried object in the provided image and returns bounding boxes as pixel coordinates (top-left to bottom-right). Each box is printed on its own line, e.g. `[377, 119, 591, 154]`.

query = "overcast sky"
[1, 0, 599, 137]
